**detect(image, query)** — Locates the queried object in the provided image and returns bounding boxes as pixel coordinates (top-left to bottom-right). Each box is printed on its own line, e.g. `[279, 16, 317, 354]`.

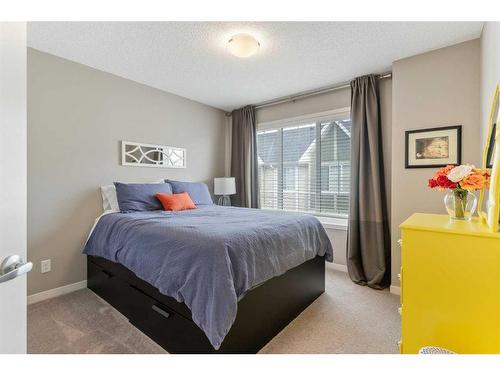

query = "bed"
[84, 205, 333, 353]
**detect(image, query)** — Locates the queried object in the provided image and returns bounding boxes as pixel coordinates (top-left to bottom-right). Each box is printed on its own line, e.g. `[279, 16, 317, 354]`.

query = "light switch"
[41, 259, 51, 273]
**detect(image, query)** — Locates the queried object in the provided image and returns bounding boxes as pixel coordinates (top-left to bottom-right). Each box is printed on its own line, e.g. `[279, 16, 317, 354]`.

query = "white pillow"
[100, 184, 119, 212]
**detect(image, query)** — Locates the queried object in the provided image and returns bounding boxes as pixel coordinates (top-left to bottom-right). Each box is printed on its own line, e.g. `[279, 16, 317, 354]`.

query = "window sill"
[260, 207, 348, 230]
[317, 216, 348, 231]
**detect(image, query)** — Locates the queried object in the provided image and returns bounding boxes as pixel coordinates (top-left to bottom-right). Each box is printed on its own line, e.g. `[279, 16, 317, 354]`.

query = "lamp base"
[217, 195, 231, 206]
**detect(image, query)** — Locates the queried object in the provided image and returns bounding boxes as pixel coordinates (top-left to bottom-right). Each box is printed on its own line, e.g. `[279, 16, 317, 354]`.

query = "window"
[283, 167, 298, 192]
[257, 111, 351, 218]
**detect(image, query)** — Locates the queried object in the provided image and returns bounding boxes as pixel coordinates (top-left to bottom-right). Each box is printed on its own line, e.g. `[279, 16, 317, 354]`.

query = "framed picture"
[121, 140, 186, 168]
[405, 125, 462, 168]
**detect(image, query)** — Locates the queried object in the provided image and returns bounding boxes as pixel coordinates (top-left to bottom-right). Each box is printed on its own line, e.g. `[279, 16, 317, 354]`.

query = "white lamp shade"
[214, 177, 236, 195]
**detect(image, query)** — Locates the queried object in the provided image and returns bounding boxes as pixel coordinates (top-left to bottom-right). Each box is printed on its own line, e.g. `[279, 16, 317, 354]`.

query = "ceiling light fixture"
[227, 34, 260, 58]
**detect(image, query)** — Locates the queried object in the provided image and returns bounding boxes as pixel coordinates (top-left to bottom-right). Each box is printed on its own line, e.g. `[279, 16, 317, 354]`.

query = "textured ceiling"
[28, 22, 483, 111]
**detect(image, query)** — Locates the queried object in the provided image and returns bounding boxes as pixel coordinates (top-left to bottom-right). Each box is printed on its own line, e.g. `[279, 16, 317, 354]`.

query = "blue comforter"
[83, 205, 333, 349]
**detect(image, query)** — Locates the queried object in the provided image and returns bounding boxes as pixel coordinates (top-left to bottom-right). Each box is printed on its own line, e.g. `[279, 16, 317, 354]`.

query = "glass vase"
[444, 189, 477, 220]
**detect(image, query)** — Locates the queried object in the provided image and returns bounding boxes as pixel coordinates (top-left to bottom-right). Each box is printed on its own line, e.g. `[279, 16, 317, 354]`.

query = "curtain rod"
[225, 72, 392, 116]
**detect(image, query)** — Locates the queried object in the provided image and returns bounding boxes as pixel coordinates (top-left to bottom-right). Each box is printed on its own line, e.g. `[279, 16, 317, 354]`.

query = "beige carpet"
[28, 268, 400, 354]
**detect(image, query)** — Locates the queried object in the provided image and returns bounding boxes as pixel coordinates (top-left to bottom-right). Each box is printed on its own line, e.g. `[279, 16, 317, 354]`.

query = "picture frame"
[121, 140, 186, 169]
[405, 125, 462, 168]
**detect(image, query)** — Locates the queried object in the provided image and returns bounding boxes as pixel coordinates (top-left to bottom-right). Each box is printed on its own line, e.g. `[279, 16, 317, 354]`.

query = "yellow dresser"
[399, 213, 500, 354]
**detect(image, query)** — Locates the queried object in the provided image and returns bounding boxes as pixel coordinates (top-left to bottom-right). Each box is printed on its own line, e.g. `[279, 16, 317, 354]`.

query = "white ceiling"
[28, 22, 483, 111]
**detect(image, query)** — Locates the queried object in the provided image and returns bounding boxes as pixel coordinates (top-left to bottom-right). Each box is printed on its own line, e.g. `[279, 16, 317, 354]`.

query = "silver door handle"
[0, 255, 33, 284]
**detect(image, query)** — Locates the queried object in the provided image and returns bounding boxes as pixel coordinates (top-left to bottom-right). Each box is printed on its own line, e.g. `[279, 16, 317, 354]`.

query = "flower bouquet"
[428, 165, 490, 220]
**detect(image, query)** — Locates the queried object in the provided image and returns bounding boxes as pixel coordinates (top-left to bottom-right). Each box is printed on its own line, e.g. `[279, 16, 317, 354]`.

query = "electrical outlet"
[41, 259, 51, 273]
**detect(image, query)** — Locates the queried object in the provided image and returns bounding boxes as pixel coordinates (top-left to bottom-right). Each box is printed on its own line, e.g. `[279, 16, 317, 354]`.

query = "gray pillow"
[166, 180, 213, 205]
[114, 182, 173, 212]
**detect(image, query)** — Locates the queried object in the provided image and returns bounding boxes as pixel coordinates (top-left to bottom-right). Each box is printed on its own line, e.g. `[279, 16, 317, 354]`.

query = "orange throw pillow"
[156, 192, 197, 212]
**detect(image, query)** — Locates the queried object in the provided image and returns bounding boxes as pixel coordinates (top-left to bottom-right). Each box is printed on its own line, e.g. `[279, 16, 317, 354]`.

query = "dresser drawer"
[396, 268, 403, 307]
[399, 218, 500, 353]
[398, 239, 403, 305]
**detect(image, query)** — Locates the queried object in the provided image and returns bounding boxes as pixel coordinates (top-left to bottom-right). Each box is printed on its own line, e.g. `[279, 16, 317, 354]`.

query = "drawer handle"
[152, 304, 171, 319]
[397, 273, 401, 281]
[101, 270, 112, 279]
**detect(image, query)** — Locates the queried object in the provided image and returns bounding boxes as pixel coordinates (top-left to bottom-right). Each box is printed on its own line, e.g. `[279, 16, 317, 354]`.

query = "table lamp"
[214, 177, 236, 206]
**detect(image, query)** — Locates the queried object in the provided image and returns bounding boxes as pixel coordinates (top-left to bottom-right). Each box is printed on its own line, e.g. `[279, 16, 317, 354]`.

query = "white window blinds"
[257, 112, 351, 218]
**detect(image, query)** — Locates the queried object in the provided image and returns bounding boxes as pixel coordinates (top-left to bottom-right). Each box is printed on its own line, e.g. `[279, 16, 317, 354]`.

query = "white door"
[0, 22, 29, 354]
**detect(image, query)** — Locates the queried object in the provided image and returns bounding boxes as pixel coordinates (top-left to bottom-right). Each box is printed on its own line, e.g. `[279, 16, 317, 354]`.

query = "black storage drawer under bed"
[127, 284, 216, 353]
[88, 256, 194, 319]
[87, 260, 142, 319]
[87, 255, 325, 353]
[87, 259, 217, 353]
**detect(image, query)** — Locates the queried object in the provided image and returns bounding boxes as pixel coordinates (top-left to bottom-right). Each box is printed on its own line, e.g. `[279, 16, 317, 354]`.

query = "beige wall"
[27, 49, 226, 295]
[480, 22, 500, 151]
[256, 87, 351, 124]
[391, 39, 481, 287]
[255, 80, 392, 266]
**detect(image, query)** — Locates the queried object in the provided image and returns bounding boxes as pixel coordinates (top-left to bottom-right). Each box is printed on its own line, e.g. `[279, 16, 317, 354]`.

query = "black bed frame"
[87, 255, 325, 354]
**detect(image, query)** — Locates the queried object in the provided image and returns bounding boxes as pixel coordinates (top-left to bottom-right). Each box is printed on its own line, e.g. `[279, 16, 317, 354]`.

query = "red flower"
[428, 178, 438, 188]
[428, 166, 460, 190]
[435, 175, 457, 189]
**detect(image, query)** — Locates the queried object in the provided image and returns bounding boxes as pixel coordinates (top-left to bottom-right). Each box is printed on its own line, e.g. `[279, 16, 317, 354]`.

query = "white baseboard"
[28, 280, 87, 305]
[390, 285, 401, 295]
[327, 262, 348, 273]
[26, 272, 397, 303]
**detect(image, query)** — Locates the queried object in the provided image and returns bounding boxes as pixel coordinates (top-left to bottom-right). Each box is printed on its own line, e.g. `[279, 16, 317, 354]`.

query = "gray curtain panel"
[347, 75, 391, 289]
[230, 105, 259, 208]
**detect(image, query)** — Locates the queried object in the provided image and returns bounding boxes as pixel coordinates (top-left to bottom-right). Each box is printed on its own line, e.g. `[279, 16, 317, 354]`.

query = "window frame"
[257, 107, 351, 221]
[257, 108, 351, 132]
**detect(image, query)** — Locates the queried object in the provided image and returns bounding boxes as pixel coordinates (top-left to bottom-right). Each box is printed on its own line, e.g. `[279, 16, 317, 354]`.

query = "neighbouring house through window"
[283, 167, 298, 192]
[257, 109, 351, 218]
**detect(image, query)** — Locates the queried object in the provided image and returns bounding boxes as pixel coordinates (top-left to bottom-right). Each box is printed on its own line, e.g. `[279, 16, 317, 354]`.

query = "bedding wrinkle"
[84, 206, 333, 349]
